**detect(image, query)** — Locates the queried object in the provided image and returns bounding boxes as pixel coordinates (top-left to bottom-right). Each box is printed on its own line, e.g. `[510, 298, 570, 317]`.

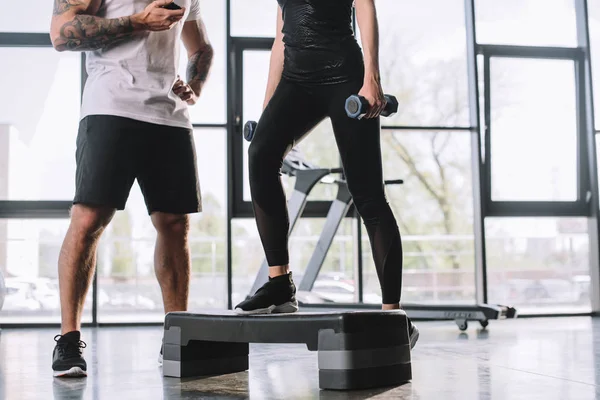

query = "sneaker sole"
[273, 301, 299, 313]
[234, 300, 299, 315]
[53, 367, 87, 378]
[409, 325, 420, 350]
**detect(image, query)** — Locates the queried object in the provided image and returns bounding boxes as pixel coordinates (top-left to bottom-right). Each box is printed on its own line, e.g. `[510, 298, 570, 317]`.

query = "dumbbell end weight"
[345, 95, 370, 119]
[382, 95, 399, 117]
[244, 121, 258, 142]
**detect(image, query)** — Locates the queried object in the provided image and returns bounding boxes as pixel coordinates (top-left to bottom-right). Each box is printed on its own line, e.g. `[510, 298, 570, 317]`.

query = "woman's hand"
[358, 75, 386, 119]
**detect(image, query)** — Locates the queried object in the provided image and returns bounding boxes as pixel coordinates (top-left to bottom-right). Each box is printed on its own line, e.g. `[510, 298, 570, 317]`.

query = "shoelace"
[54, 335, 87, 359]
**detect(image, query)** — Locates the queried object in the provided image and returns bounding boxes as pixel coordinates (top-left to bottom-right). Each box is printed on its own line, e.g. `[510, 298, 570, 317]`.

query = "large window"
[230, 0, 278, 37]
[589, 0, 600, 131]
[370, 0, 470, 127]
[0, 219, 93, 324]
[489, 57, 578, 201]
[0, 0, 53, 32]
[486, 218, 590, 313]
[0, 49, 81, 201]
[1, 0, 598, 323]
[472, 1, 596, 315]
[475, 0, 578, 47]
[363, 130, 476, 304]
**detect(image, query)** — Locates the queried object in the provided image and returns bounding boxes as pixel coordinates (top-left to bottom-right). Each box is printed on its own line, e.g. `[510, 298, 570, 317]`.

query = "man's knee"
[152, 213, 190, 237]
[70, 204, 115, 239]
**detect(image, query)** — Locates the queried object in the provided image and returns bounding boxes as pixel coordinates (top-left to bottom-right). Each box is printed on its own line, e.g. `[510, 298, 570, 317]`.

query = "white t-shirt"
[80, 0, 201, 129]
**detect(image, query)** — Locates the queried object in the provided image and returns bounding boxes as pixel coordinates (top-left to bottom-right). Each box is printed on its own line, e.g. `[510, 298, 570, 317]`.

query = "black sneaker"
[235, 272, 299, 314]
[408, 318, 419, 350]
[52, 331, 87, 377]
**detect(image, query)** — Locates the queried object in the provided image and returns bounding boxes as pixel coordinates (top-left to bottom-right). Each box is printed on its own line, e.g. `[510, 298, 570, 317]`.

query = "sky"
[0, 0, 599, 277]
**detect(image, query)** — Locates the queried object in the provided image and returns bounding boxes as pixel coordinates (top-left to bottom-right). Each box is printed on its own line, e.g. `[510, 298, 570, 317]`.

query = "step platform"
[162, 310, 412, 390]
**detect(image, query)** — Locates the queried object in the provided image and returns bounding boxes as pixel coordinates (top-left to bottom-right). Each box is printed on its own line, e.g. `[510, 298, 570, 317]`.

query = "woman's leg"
[327, 82, 419, 349]
[236, 80, 326, 314]
[249, 80, 326, 271]
[326, 82, 404, 307]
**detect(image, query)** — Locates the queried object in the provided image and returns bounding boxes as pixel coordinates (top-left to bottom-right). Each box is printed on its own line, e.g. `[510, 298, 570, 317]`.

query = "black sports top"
[277, 0, 364, 84]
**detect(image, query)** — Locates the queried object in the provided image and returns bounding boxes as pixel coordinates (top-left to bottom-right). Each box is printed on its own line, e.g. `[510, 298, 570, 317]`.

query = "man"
[49, 0, 213, 377]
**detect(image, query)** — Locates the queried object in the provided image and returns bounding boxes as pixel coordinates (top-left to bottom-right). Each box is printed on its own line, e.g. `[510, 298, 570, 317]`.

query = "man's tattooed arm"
[186, 43, 214, 94]
[182, 18, 214, 96]
[51, 0, 138, 51]
[54, 15, 136, 51]
[53, 0, 84, 16]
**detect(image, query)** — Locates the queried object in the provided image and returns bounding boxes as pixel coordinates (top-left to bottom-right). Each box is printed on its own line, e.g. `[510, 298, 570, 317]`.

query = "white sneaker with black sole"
[234, 272, 299, 315]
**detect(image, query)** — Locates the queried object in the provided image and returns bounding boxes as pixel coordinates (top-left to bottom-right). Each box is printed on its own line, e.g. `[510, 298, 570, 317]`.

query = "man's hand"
[173, 76, 199, 105]
[358, 75, 386, 119]
[131, 0, 186, 32]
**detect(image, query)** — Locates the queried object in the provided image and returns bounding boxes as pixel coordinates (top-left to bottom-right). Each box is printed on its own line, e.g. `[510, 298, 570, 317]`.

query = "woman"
[235, 0, 418, 348]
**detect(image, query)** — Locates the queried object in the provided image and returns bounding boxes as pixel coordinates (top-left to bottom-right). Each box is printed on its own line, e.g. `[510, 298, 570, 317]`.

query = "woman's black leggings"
[248, 78, 404, 304]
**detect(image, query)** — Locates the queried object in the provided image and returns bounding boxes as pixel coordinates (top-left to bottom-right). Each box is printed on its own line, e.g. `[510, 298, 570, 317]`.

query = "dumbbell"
[345, 94, 399, 119]
[244, 120, 258, 142]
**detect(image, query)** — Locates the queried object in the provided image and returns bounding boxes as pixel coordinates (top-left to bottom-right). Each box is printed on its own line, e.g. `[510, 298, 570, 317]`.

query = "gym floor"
[1, 317, 598, 400]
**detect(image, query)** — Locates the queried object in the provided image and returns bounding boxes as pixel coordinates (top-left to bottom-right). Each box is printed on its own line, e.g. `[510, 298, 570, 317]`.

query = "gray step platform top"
[164, 310, 409, 350]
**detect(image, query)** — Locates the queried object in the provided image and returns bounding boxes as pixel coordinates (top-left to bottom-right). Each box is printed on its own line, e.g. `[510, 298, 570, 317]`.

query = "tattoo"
[186, 44, 214, 86]
[53, 0, 85, 16]
[55, 15, 134, 51]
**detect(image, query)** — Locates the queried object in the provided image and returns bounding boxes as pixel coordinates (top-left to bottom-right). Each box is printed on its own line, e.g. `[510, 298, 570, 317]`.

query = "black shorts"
[74, 115, 202, 214]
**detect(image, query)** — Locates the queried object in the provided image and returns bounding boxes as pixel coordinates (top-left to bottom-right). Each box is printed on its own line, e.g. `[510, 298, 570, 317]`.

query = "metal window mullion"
[483, 55, 492, 208]
[226, 0, 234, 311]
[381, 126, 473, 131]
[575, 0, 600, 314]
[477, 44, 582, 60]
[192, 123, 227, 129]
[0, 32, 51, 47]
[465, 0, 488, 304]
[576, 55, 591, 205]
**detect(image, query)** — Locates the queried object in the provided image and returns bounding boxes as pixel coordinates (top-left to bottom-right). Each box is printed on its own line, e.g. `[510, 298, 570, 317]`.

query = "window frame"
[478, 44, 590, 217]
[1, 0, 599, 325]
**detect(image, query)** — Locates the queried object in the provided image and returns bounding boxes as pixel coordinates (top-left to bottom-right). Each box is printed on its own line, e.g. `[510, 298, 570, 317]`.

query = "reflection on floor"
[0, 317, 599, 400]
